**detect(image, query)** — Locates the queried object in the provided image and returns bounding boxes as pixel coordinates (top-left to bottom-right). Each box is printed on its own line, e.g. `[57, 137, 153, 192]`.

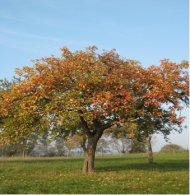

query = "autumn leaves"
[0, 47, 189, 172]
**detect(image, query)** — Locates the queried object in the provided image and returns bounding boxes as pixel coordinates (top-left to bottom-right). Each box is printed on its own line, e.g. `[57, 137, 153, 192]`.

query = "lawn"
[0, 152, 189, 194]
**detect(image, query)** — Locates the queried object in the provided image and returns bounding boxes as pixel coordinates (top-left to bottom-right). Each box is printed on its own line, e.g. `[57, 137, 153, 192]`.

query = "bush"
[160, 144, 186, 153]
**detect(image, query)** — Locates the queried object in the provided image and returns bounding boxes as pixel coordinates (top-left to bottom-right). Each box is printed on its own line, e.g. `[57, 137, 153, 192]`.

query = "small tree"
[65, 134, 86, 156]
[131, 60, 189, 163]
[55, 137, 66, 156]
[96, 137, 110, 155]
[129, 138, 146, 153]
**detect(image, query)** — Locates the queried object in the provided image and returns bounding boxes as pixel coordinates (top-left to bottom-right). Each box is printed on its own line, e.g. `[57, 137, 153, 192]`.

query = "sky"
[0, 0, 189, 151]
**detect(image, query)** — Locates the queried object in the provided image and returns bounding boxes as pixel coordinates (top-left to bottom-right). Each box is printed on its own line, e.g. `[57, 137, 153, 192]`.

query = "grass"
[0, 152, 189, 194]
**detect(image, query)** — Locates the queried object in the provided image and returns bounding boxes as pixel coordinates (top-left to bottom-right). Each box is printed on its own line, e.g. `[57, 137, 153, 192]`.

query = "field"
[0, 152, 189, 194]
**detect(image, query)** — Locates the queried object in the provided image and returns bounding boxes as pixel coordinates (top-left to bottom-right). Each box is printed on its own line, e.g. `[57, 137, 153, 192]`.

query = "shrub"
[160, 144, 186, 153]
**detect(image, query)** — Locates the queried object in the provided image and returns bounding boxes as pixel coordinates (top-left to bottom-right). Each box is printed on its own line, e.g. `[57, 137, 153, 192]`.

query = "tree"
[129, 138, 146, 153]
[0, 47, 140, 172]
[96, 136, 111, 155]
[111, 137, 131, 154]
[109, 125, 146, 154]
[0, 47, 188, 172]
[129, 60, 189, 163]
[65, 134, 86, 156]
[109, 125, 133, 154]
[55, 136, 67, 156]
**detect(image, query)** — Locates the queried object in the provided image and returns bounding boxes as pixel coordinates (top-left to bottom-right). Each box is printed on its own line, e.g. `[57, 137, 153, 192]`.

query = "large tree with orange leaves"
[0, 47, 189, 172]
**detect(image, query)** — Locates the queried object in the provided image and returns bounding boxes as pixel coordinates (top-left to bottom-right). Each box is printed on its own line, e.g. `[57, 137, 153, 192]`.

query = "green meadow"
[0, 152, 189, 194]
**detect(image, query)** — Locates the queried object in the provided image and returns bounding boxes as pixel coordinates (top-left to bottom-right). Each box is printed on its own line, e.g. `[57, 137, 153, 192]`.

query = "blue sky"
[0, 0, 189, 151]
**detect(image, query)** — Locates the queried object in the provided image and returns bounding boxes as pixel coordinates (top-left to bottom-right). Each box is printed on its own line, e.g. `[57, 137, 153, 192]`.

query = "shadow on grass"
[96, 156, 147, 161]
[96, 160, 189, 172]
[0, 155, 144, 165]
[0, 154, 188, 173]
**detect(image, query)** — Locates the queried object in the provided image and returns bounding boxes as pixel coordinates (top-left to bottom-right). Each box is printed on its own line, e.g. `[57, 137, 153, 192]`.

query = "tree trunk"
[78, 112, 112, 173]
[22, 149, 25, 158]
[82, 137, 98, 173]
[146, 135, 153, 163]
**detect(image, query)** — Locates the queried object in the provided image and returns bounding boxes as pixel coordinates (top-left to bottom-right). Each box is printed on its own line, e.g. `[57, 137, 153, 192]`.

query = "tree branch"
[78, 110, 92, 137]
[100, 123, 113, 131]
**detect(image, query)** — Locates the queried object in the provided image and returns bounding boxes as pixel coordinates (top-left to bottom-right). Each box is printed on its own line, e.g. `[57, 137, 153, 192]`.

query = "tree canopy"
[0, 46, 189, 172]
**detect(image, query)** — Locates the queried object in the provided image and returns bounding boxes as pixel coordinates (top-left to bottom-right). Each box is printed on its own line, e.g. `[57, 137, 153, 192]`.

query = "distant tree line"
[0, 133, 146, 157]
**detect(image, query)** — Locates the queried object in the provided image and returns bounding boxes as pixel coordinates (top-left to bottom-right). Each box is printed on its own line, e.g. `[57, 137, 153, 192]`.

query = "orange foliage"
[0, 47, 189, 144]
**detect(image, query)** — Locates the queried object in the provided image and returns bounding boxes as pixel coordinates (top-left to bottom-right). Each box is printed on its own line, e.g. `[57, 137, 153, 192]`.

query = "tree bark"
[83, 137, 98, 173]
[146, 135, 153, 163]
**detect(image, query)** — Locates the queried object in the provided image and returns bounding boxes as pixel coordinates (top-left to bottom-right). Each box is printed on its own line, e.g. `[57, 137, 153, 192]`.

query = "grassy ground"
[0, 152, 189, 194]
